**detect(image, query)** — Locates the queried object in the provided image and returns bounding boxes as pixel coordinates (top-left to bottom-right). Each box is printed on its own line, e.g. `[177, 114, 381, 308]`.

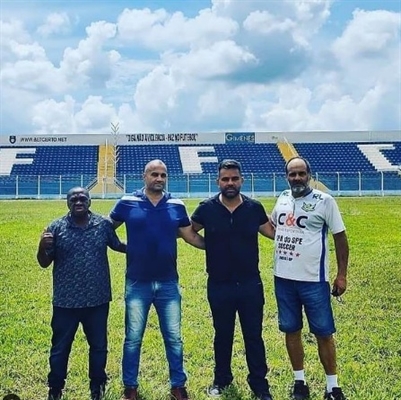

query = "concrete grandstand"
[0, 130, 400, 199]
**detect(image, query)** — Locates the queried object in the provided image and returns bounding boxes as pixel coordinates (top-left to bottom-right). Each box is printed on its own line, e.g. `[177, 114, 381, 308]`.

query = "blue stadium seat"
[1, 141, 401, 195]
[293, 142, 376, 173]
[0, 146, 98, 195]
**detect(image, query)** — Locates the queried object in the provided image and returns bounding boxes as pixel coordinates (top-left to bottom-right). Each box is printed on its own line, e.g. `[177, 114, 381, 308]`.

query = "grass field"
[0, 197, 400, 400]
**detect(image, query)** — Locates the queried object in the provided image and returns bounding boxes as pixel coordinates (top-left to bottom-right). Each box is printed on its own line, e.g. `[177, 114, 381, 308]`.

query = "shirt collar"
[66, 211, 94, 228]
[138, 187, 169, 201]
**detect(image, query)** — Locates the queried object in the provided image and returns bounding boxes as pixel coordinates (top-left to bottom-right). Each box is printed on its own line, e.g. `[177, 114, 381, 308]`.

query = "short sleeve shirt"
[110, 189, 191, 281]
[270, 189, 345, 282]
[191, 194, 268, 282]
[46, 212, 122, 308]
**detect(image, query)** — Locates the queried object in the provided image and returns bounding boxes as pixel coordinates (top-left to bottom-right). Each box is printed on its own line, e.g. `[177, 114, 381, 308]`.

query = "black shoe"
[292, 380, 310, 399]
[324, 387, 346, 400]
[91, 383, 106, 400]
[254, 388, 273, 400]
[47, 388, 62, 400]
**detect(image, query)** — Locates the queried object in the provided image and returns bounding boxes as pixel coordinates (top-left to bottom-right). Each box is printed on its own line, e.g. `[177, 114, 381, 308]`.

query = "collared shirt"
[46, 212, 122, 308]
[110, 189, 191, 281]
[270, 189, 346, 282]
[191, 194, 269, 282]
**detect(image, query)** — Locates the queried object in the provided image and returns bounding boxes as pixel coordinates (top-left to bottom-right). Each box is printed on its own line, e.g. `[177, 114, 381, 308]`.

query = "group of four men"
[37, 157, 349, 400]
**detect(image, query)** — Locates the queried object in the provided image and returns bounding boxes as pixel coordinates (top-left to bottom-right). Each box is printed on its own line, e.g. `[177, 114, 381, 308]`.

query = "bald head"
[285, 157, 312, 198]
[285, 157, 311, 175]
[144, 159, 167, 174]
[66, 186, 91, 216]
[143, 159, 167, 194]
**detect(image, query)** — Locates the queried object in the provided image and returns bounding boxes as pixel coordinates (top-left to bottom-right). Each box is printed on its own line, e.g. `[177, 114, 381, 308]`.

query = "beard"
[149, 183, 164, 192]
[290, 183, 308, 196]
[221, 187, 240, 199]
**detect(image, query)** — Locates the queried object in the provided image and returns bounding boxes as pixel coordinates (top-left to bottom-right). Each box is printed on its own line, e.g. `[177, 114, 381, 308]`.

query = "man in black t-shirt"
[191, 160, 275, 400]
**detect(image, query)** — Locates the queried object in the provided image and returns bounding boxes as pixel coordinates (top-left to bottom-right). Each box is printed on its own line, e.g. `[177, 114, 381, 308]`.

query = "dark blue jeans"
[48, 303, 109, 390]
[207, 277, 269, 394]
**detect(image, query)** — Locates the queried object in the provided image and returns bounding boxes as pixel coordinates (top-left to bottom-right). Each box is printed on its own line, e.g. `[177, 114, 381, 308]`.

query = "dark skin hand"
[37, 229, 54, 268]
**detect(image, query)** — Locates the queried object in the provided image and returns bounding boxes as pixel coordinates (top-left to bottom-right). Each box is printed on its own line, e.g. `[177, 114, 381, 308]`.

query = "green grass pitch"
[0, 197, 400, 399]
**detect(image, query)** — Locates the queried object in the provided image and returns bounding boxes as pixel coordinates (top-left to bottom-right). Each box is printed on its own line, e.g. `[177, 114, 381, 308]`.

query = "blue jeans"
[207, 277, 270, 395]
[48, 303, 109, 390]
[274, 277, 336, 336]
[122, 279, 187, 388]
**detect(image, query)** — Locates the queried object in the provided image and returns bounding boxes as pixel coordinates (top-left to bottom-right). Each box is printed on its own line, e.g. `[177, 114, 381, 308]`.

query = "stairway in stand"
[90, 143, 124, 196]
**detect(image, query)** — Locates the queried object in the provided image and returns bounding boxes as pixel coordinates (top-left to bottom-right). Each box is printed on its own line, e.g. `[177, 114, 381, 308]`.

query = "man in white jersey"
[270, 157, 349, 400]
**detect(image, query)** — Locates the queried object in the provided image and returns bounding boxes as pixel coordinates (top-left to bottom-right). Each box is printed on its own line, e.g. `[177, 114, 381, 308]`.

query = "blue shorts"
[274, 276, 336, 336]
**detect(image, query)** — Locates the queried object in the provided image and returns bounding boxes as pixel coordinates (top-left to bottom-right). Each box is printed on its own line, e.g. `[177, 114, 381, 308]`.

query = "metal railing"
[0, 171, 400, 199]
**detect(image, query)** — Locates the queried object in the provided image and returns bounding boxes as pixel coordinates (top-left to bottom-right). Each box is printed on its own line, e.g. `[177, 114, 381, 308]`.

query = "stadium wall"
[1, 130, 401, 146]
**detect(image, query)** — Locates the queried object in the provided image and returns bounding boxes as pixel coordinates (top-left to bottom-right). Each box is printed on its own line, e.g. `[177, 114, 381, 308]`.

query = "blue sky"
[0, 0, 400, 135]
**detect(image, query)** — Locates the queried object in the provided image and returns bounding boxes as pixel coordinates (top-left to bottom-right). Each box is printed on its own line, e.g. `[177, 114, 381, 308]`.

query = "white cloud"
[37, 12, 71, 37]
[0, 22, 68, 93]
[333, 9, 401, 61]
[75, 96, 117, 131]
[196, 85, 246, 129]
[116, 103, 151, 134]
[32, 96, 76, 134]
[117, 7, 238, 50]
[247, 83, 314, 131]
[243, 11, 295, 35]
[133, 65, 181, 124]
[0, 1, 400, 135]
[0, 19, 31, 43]
[0, 20, 34, 65]
[59, 21, 120, 88]
[328, 8, 401, 126]
[212, 0, 333, 34]
[291, 0, 333, 31]
[161, 40, 257, 79]
[6, 40, 47, 61]
[131, 56, 250, 132]
[0, 86, 44, 133]
[32, 95, 117, 134]
[1, 59, 67, 92]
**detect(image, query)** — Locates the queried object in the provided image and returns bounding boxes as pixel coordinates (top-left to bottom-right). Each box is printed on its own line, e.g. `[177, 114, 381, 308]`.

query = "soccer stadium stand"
[116, 143, 284, 175]
[0, 145, 98, 176]
[294, 142, 375, 173]
[0, 131, 400, 198]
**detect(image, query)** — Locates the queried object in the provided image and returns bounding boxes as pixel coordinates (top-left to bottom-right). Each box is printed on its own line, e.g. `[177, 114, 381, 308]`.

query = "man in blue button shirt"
[37, 187, 126, 400]
[191, 159, 275, 400]
[109, 159, 204, 400]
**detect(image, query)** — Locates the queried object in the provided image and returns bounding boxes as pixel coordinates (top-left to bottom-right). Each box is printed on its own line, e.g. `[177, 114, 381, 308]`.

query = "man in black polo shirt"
[191, 160, 275, 400]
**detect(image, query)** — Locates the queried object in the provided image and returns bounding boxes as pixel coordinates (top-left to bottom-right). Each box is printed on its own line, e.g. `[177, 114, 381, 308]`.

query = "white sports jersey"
[271, 189, 345, 282]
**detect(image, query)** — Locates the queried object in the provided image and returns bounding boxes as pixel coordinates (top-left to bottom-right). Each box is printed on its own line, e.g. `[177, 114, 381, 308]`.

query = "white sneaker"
[207, 384, 226, 397]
